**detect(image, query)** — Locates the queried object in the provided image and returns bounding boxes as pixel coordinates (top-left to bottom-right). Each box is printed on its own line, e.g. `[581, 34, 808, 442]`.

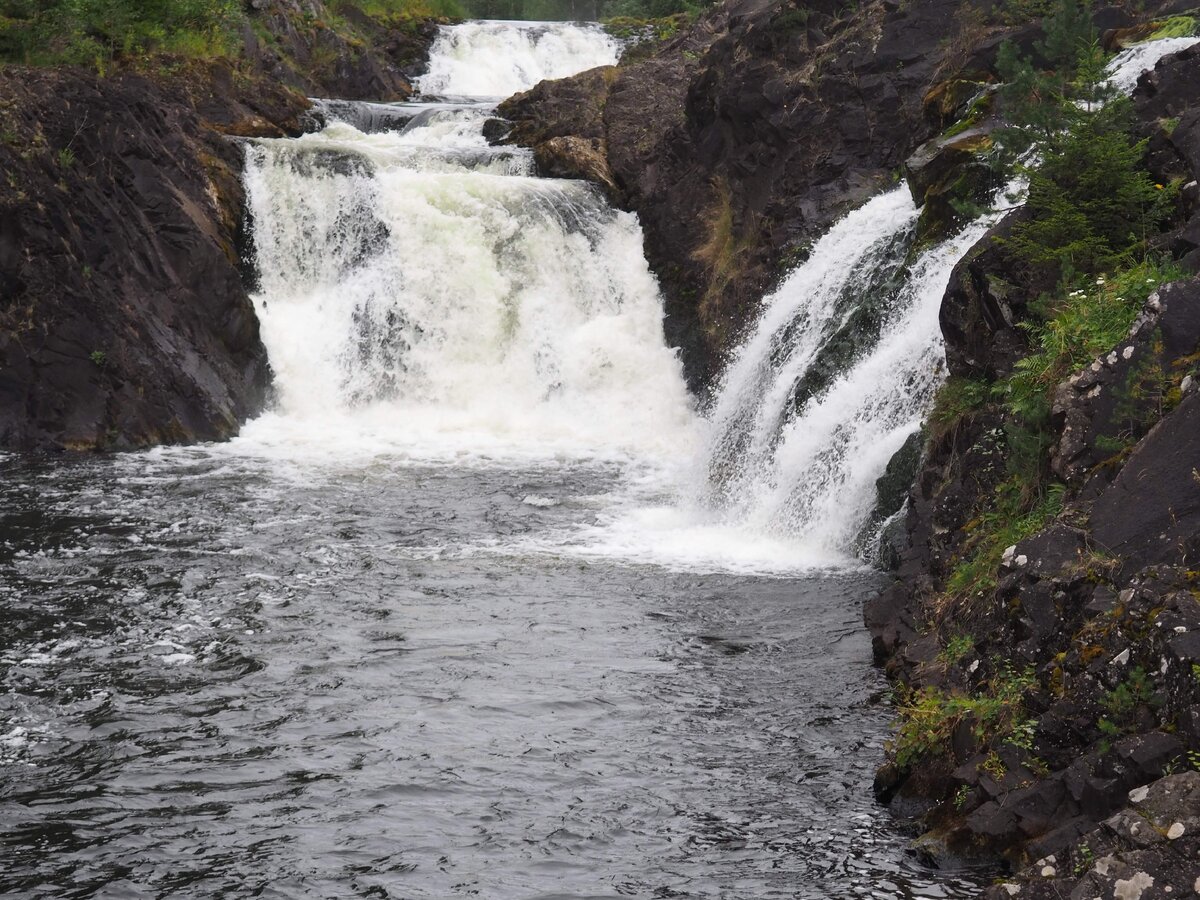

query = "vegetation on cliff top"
[0, 0, 462, 67]
[928, 0, 1182, 605]
[461, 0, 711, 20]
[0, 0, 699, 68]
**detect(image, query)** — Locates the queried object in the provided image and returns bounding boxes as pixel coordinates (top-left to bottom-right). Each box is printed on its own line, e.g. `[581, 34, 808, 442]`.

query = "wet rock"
[481, 117, 512, 143]
[905, 125, 1005, 244]
[874, 511, 910, 572]
[922, 79, 992, 129]
[1103, 22, 1162, 50]
[533, 136, 620, 201]
[863, 582, 919, 663]
[939, 210, 1049, 380]
[873, 433, 925, 526]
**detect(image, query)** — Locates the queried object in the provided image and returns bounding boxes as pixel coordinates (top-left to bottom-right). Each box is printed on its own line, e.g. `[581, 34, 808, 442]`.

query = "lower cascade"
[700, 186, 1009, 558]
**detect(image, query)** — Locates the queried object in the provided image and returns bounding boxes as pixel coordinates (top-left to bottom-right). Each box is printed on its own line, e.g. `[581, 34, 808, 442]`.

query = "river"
[0, 19, 1039, 899]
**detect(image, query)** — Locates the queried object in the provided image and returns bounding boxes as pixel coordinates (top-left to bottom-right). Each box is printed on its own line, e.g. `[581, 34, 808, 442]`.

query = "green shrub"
[0, 0, 242, 65]
[892, 664, 1037, 768]
[1103, 665, 1158, 720]
[928, 376, 990, 440]
[337, 0, 465, 22]
[1004, 256, 1184, 414]
[945, 475, 1064, 599]
[994, 1, 1176, 277]
[938, 633, 975, 667]
[1003, 106, 1175, 275]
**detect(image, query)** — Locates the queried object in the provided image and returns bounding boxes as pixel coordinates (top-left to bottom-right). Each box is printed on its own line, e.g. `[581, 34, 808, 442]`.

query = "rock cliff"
[0, 63, 309, 450]
[866, 45, 1200, 893]
[495, 0, 1111, 390]
[0, 0, 440, 450]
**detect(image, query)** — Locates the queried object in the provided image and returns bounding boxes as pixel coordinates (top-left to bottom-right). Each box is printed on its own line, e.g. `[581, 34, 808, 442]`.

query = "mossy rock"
[876, 430, 924, 518]
[923, 79, 991, 129]
[904, 126, 1003, 246]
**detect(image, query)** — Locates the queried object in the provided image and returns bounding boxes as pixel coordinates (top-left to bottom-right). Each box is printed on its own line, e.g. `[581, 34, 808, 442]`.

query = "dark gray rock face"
[863, 39, 1200, 890]
[904, 124, 1006, 245]
[498, 0, 997, 390]
[1136, 42, 1200, 272]
[984, 772, 1200, 900]
[1052, 280, 1200, 493]
[1091, 390, 1200, 575]
[0, 64, 308, 450]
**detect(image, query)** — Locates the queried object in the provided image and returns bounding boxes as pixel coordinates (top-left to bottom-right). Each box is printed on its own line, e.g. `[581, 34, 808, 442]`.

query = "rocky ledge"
[866, 46, 1200, 894]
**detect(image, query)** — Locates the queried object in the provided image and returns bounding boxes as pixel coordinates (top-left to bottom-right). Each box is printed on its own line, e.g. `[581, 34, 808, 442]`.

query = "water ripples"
[0, 452, 989, 898]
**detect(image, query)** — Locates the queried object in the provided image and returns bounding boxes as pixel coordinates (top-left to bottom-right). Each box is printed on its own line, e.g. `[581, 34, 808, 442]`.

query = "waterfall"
[689, 36, 1193, 563]
[415, 21, 621, 99]
[1104, 35, 1200, 94]
[242, 108, 695, 461]
[234, 22, 1194, 572]
[697, 187, 1010, 558]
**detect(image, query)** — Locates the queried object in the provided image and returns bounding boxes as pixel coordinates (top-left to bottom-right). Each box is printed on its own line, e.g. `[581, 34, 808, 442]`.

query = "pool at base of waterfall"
[0, 448, 991, 899]
[24, 19, 1200, 900]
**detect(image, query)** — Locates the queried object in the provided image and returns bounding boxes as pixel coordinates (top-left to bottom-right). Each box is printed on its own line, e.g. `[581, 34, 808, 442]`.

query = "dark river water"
[0, 448, 987, 899]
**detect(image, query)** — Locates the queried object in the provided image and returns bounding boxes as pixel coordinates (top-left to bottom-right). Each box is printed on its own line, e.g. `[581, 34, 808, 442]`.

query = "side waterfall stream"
[2, 22, 1190, 899]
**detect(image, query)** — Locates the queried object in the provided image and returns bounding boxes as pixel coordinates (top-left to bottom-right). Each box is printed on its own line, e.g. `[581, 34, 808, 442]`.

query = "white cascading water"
[697, 186, 1011, 558]
[1104, 35, 1200, 94]
[416, 20, 620, 99]
[234, 26, 1194, 571]
[242, 111, 696, 462]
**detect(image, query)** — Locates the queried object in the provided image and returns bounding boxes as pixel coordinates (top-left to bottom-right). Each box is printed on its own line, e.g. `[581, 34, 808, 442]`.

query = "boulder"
[533, 136, 621, 201]
[1090, 391, 1200, 574]
[904, 125, 1006, 244]
[938, 210, 1049, 380]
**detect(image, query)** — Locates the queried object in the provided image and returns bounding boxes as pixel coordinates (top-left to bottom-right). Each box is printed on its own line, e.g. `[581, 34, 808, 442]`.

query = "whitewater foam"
[1105, 35, 1200, 94]
[416, 20, 620, 100]
[243, 109, 697, 467]
[693, 181, 1017, 559]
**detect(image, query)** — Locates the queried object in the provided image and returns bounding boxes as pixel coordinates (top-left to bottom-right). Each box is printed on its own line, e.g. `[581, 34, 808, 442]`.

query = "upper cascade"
[415, 20, 620, 100]
[1103, 34, 1200, 94]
